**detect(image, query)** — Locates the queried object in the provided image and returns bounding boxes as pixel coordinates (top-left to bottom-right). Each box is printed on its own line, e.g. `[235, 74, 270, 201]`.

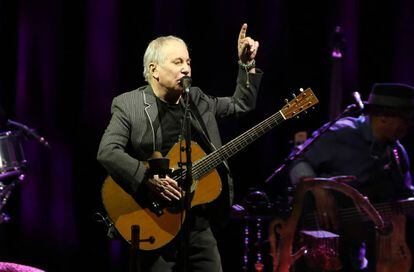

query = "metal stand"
[265, 103, 361, 183]
[179, 91, 193, 272]
[242, 216, 267, 272]
[0, 171, 25, 224]
[129, 225, 141, 272]
[240, 190, 273, 271]
[129, 224, 155, 272]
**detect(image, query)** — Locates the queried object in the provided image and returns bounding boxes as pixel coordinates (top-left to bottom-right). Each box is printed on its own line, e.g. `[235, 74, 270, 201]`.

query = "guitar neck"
[193, 111, 285, 179]
[351, 198, 414, 222]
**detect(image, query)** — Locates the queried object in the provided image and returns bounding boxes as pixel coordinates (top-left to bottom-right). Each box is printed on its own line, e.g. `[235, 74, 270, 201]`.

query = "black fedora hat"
[365, 83, 414, 109]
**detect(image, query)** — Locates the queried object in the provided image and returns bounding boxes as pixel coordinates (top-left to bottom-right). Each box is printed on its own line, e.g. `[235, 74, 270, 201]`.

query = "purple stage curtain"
[1, 0, 413, 271]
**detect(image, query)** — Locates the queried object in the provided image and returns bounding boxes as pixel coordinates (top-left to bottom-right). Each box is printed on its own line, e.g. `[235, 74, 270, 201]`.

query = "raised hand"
[238, 23, 259, 64]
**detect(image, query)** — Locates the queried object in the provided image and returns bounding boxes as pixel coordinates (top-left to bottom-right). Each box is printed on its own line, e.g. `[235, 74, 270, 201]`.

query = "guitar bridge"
[149, 201, 164, 216]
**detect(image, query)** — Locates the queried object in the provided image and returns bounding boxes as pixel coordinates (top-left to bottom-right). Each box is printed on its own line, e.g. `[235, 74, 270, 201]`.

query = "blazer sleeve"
[207, 67, 263, 119]
[97, 96, 147, 194]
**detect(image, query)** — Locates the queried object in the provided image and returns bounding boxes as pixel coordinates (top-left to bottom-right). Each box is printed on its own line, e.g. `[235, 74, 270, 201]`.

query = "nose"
[181, 63, 191, 75]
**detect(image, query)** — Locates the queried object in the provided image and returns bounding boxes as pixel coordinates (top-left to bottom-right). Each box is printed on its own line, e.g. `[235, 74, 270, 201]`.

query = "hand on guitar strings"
[146, 174, 182, 202]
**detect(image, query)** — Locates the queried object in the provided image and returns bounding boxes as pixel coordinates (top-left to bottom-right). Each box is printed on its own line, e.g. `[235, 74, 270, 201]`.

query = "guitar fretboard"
[192, 111, 285, 179]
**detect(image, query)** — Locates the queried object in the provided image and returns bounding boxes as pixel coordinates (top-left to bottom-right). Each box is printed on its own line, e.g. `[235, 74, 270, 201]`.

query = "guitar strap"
[188, 99, 213, 153]
[181, 97, 231, 172]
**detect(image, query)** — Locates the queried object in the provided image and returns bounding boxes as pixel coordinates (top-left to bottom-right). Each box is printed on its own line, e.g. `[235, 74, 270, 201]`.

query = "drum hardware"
[0, 106, 50, 224]
[7, 120, 50, 148]
[0, 125, 48, 224]
[0, 170, 25, 223]
[93, 212, 119, 239]
[0, 130, 28, 224]
[235, 189, 275, 272]
[231, 189, 293, 271]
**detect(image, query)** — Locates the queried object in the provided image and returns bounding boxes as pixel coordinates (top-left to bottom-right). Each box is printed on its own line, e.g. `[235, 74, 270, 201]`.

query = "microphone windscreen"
[180, 76, 192, 89]
[352, 91, 364, 111]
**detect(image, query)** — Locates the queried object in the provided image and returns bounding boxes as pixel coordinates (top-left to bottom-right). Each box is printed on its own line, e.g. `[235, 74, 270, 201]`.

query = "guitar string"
[302, 203, 396, 227]
[304, 203, 413, 224]
[193, 112, 285, 178]
[202, 94, 315, 174]
[303, 202, 414, 227]
[339, 206, 414, 223]
[171, 94, 313, 191]
[331, 201, 414, 221]
[170, 112, 285, 191]
[192, 94, 314, 178]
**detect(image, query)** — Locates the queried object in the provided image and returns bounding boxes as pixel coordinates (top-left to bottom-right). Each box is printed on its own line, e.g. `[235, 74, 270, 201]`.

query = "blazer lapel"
[143, 87, 162, 152]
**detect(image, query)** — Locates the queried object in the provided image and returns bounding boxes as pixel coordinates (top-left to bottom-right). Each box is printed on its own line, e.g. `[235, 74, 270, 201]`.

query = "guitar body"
[376, 214, 412, 272]
[101, 141, 222, 250]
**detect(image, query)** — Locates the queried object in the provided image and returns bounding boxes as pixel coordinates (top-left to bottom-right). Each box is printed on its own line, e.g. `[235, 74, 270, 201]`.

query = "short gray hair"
[143, 35, 187, 82]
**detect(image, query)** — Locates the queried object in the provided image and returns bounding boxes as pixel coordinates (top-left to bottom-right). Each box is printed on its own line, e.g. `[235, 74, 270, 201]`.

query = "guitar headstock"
[281, 88, 319, 120]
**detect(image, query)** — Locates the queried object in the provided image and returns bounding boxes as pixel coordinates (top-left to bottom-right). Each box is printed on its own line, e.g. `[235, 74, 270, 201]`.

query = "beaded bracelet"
[238, 60, 256, 87]
[238, 59, 256, 70]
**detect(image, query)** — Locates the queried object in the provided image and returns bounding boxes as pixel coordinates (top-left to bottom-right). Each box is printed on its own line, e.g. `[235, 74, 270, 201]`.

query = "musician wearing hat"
[289, 83, 414, 271]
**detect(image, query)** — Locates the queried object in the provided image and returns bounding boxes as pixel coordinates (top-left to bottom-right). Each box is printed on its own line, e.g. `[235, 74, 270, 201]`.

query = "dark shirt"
[156, 98, 183, 156]
[156, 96, 211, 230]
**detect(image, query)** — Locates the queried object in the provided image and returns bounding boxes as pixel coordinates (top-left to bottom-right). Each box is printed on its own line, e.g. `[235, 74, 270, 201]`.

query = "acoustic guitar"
[102, 88, 319, 250]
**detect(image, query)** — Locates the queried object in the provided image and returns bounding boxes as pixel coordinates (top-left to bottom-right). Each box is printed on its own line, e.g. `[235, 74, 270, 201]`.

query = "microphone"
[7, 120, 50, 148]
[180, 76, 192, 93]
[352, 91, 364, 111]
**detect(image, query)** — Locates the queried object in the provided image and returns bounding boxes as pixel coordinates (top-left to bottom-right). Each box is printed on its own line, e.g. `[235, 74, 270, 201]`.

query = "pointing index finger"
[238, 23, 248, 41]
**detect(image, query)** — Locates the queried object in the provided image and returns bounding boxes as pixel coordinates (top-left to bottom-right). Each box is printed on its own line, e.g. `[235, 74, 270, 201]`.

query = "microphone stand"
[265, 104, 360, 183]
[180, 89, 193, 272]
[7, 119, 50, 148]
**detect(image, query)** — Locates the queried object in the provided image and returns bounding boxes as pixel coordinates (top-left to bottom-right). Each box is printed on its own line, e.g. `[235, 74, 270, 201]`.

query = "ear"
[149, 63, 159, 80]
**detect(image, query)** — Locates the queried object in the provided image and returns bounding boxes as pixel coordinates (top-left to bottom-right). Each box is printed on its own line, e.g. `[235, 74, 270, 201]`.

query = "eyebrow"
[171, 57, 191, 62]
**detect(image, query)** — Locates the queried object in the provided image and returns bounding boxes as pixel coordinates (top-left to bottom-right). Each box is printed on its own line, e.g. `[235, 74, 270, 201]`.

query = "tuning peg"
[304, 110, 308, 114]
[299, 88, 304, 92]
[284, 99, 289, 104]
[292, 93, 297, 98]
[296, 115, 300, 119]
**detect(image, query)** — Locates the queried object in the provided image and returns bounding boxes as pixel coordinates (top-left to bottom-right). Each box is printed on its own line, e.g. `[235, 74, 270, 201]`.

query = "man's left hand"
[238, 23, 259, 64]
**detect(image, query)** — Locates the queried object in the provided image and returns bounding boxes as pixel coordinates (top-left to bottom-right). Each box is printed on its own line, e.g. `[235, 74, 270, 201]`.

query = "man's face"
[382, 113, 413, 141]
[152, 40, 191, 94]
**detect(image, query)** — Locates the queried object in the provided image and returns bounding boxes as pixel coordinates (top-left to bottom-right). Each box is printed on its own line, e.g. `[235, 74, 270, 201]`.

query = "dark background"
[1, 0, 414, 271]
